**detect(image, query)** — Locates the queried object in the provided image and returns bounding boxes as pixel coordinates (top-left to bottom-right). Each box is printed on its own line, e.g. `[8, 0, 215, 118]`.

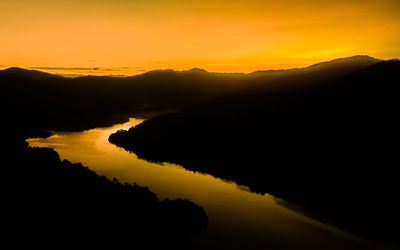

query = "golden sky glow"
[1, 0, 400, 75]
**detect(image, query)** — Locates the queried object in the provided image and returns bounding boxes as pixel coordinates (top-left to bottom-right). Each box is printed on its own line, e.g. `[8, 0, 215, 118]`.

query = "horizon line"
[1, 55, 395, 78]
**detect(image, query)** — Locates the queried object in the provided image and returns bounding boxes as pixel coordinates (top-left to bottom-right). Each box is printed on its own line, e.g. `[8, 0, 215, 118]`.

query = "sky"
[1, 0, 400, 75]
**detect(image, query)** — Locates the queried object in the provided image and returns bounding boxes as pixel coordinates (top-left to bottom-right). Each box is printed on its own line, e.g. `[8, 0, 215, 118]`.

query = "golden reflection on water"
[27, 119, 391, 250]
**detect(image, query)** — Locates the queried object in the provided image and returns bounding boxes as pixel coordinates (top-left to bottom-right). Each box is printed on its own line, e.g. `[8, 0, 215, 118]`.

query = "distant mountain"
[0, 56, 382, 131]
[248, 55, 377, 76]
[243, 55, 383, 92]
[0, 67, 63, 80]
[0, 66, 246, 131]
[301, 55, 381, 70]
[182, 55, 383, 115]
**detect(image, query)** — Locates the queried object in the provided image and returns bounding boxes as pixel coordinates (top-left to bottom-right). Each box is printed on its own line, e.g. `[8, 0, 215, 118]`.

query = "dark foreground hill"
[0, 131, 208, 250]
[0, 55, 379, 132]
[109, 59, 400, 246]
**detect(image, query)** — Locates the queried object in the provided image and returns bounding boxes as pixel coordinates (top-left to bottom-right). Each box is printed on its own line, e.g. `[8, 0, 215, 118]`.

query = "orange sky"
[1, 0, 399, 75]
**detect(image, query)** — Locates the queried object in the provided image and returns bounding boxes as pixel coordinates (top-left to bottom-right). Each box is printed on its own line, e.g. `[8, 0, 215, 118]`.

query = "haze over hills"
[0, 65, 246, 131]
[1, 55, 380, 78]
[0, 55, 381, 132]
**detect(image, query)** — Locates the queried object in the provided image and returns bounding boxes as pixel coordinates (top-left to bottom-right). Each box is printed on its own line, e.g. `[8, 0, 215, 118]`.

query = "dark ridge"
[0, 67, 63, 80]
[302, 55, 381, 69]
[0, 64, 248, 131]
[184, 68, 209, 73]
[0, 55, 383, 133]
[1, 130, 208, 250]
[249, 55, 381, 75]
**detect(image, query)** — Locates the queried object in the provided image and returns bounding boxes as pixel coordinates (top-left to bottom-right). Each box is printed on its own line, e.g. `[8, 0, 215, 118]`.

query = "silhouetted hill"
[0, 56, 380, 132]
[292, 55, 380, 72]
[109, 59, 400, 246]
[250, 55, 379, 75]
[229, 55, 382, 96]
[0, 67, 63, 80]
[0, 67, 246, 131]
[1, 131, 207, 250]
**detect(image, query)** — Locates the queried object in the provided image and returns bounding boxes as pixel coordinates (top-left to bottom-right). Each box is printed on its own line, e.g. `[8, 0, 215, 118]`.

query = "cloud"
[31, 66, 105, 71]
[26, 66, 150, 77]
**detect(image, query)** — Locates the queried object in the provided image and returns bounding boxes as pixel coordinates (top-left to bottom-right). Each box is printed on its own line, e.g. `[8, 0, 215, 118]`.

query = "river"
[27, 118, 391, 250]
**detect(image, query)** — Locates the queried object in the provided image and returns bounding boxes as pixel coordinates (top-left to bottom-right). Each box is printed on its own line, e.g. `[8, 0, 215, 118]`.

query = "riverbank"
[29, 119, 396, 250]
[1, 129, 208, 250]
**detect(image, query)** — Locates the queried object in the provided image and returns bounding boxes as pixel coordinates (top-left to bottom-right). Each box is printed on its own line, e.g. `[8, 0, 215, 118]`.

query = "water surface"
[28, 119, 391, 250]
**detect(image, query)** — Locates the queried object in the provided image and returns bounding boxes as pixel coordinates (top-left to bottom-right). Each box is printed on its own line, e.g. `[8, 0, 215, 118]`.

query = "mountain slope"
[0, 56, 381, 131]
[109, 59, 400, 246]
